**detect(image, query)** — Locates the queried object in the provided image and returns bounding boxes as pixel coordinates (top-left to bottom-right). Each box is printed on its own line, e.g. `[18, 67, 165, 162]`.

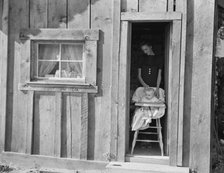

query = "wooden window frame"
[117, 12, 185, 166]
[19, 29, 99, 93]
[33, 41, 86, 81]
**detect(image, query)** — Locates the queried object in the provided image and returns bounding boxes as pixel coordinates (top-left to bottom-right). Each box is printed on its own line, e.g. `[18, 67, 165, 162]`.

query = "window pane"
[38, 44, 60, 60]
[61, 44, 83, 61]
[38, 61, 59, 78]
[61, 62, 83, 78]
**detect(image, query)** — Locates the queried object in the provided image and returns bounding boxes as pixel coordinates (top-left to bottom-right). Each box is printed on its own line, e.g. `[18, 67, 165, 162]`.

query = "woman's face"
[141, 45, 152, 55]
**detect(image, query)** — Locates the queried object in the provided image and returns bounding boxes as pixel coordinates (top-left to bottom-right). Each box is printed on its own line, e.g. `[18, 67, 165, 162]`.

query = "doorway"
[117, 12, 183, 166]
[128, 22, 169, 157]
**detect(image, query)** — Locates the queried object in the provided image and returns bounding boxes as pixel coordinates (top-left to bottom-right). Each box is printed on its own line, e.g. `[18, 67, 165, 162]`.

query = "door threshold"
[125, 154, 169, 165]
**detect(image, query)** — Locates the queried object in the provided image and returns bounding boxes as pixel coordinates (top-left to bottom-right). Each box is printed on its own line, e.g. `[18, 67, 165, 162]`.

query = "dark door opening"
[128, 22, 169, 157]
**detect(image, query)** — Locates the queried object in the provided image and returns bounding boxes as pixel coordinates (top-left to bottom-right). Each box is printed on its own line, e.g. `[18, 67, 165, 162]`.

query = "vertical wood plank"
[80, 93, 88, 159]
[85, 41, 97, 86]
[25, 91, 34, 154]
[48, 0, 67, 28]
[110, 0, 121, 160]
[167, 0, 174, 12]
[54, 92, 62, 157]
[117, 21, 131, 161]
[70, 94, 81, 159]
[0, 0, 3, 29]
[139, 0, 167, 12]
[61, 93, 71, 158]
[164, 23, 171, 155]
[175, 0, 187, 167]
[62, 93, 83, 159]
[67, 0, 90, 29]
[169, 20, 181, 166]
[122, 0, 138, 12]
[0, 0, 8, 152]
[10, 0, 29, 153]
[38, 93, 56, 156]
[91, 0, 113, 161]
[30, 0, 48, 28]
[189, 1, 215, 172]
[20, 39, 31, 83]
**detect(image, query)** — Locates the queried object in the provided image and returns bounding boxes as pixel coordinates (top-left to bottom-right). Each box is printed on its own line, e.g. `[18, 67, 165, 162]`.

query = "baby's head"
[144, 87, 155, 100]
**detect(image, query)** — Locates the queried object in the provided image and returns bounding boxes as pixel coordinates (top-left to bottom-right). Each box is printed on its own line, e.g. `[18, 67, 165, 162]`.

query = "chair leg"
[131, 130, 139, 155]
[157, 119, 164, 156]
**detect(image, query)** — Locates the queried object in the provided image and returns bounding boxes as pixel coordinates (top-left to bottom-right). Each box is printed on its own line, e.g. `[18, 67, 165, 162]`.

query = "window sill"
[18, 82, 98, 93]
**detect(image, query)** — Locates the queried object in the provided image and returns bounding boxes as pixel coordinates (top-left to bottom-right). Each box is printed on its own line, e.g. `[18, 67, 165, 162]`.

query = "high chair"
[131, 87, 166, 156]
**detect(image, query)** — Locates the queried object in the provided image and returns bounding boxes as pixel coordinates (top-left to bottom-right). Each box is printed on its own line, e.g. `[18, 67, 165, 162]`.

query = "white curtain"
[38, 44, 58, 77]
[62, 45, 83, 77]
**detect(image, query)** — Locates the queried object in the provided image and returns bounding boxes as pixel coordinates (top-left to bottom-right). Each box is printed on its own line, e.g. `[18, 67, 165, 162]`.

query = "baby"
[140, 87, 160, 103]
[141, 88, 160, 118]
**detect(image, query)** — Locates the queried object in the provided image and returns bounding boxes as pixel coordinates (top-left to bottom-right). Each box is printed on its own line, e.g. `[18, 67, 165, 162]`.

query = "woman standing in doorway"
[138, 41, 164, 98]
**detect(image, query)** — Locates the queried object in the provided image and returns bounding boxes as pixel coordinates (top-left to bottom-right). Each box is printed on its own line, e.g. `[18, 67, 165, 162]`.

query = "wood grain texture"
[139, 0, 167, 12]
[0, 0, 9, 152]
[121, 0, 138, 12]
[0, 0, 3, 29]
[110, 0, 121, 161]
[20, 28, 99, 41]
[30, 0, 48, 28]
[25, 91, 34, 154]
[117, 21, 131, 161]
[20, 39, 31, 83]
[175, 0, 187, 166]
[70, 94, 82, 159]
[189, 1, 215, 172]
[85, 41, 97, 86]
[169, 20, 181, 166]
[80, 93, 88, 159]
[167, 0, 174, 12]
[91, 0, 113, 161]
[67, 0, 90, 29]
[10, 0, 29, 153]
[62, 93, 88, 159]
[54, 92, 62, 157]
[48, 0, 66, 28]
[121, 12, 181, 21]
[34, 92, 56, 156]
[0, 152, 107, 171]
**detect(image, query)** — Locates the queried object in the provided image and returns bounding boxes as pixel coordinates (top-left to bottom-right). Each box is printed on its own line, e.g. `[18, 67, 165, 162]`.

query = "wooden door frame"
[117, 12, 184, 166]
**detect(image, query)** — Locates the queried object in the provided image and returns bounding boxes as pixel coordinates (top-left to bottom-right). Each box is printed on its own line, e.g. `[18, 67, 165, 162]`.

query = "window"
[20, 29, 99, 93]
[33, 41, 85, 81]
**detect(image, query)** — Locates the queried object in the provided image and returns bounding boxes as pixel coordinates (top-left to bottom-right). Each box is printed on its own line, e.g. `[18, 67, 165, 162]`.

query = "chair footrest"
[148, 126, 162, 129]
[136, 139, 160, 142]
[139, 132, 158, 135]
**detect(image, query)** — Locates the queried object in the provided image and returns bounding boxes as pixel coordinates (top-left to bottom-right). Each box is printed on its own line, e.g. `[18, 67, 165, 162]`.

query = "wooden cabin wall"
[121, 0, 175, 12]
[185, 0, 215, 173]
[5, 0, 118, 161]
[0, 0, 8, 153]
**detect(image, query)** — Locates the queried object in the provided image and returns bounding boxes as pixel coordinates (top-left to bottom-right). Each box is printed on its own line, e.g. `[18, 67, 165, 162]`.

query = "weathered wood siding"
[121, 0, 176, 12]
[5, 0, 115, 161]
[187, 1, 215, 173]
[0, 0, 8, 153]
[0, 1, 215, 172]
